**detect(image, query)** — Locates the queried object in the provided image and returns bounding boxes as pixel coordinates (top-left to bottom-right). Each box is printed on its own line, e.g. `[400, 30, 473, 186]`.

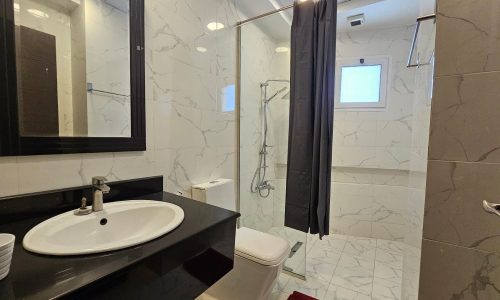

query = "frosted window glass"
[340, 65, 382, 103]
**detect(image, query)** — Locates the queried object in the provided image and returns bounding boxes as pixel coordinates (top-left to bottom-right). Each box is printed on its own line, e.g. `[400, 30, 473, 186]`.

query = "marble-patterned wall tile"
[435, 0, 500, 76]
[424, 160, 500, 254]
[16, 154, 86, 194]
[331, 182, 408, 240]
[332, 167, 409, 187]
[404, 187, 425, 248]
[428, 72, 500, 163]
[332, 146, 378, 168]
[376, 147, 411, 170]
[334, 26, 415, 171]
[0, 0, 238, 201]
[420, 1, 500, 299]
[333, 120, 378, 147]
[419, 238, 500, 300]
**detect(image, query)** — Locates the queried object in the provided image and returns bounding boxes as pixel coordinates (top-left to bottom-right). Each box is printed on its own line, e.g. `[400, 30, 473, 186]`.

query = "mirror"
[14, 0, 131, 138]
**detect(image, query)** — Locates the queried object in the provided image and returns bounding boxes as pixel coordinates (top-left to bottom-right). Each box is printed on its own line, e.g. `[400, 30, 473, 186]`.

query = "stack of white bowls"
[0, 234, 15, 281]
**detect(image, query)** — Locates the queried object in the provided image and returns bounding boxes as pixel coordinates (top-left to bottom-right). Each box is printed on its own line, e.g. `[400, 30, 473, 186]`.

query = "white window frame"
[334, 56, 390, 110]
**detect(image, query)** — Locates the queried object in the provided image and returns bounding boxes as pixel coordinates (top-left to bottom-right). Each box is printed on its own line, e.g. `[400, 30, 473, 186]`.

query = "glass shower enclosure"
[237, 12, 307, 277]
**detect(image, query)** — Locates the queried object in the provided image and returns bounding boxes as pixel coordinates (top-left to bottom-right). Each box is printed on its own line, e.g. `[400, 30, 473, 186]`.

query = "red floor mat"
[287, 291, 318, 300]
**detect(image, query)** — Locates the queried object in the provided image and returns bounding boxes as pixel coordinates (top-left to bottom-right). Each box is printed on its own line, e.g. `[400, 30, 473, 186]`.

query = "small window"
[221, 84, 236, 112]
[335, 56, 389, 109]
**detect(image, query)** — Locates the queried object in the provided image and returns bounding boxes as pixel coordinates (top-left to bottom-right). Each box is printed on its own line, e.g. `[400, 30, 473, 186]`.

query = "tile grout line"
[326, 235, 349, 291]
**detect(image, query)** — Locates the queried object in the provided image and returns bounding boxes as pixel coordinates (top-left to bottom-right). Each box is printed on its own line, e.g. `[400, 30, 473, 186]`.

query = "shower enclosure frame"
[235, 4, 308, 280]
[234, 0, 296, 234]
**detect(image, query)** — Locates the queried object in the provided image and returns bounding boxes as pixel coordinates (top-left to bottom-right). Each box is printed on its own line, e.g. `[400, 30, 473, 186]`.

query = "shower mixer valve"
[257, 181, 275, 191]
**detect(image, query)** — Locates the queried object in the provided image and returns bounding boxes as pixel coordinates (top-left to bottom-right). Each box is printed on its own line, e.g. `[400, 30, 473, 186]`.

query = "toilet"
[192, 179, 290, 300]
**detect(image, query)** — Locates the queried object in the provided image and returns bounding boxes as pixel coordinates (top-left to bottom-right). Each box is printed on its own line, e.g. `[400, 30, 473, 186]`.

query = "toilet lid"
[235, 227, 291, 266]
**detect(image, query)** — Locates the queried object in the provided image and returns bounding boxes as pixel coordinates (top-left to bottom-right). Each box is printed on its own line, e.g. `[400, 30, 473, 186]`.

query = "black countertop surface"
[0, 191, 239, 299]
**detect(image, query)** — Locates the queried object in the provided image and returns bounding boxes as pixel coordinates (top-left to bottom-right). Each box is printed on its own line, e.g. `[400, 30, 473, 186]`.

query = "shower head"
[266, 87, 288, 103]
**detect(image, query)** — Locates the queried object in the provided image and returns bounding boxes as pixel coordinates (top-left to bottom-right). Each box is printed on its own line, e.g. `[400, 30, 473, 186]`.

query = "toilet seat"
[235, 227, 290, 266]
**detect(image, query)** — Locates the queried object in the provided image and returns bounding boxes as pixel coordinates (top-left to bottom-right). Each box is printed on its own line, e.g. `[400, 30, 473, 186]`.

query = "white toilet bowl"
[198, 227, 290, 300]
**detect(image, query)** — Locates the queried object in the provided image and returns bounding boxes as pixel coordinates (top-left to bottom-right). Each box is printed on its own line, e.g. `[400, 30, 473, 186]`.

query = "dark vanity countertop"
[0, 192, 240, 300]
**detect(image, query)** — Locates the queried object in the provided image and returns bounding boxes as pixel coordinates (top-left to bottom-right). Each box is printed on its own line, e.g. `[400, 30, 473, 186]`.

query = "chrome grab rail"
[483, 200, 500, 217]
[407, 14, 436, 68]
[87, 82, 130, 98]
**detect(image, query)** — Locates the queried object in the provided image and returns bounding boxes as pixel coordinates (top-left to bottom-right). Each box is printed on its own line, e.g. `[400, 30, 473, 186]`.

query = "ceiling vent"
[347, 13, 365, 27]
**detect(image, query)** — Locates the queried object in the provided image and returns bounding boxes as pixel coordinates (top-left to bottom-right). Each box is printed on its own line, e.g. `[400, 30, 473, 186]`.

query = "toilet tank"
[191, 179, 236, 211]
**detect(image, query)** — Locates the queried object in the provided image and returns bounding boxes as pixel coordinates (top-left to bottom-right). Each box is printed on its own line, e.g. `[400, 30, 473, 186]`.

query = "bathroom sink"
[23, 200, 184, 256]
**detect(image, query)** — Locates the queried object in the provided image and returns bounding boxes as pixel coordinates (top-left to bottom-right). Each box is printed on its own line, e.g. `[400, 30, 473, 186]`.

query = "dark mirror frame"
[0, 0, 145, 156]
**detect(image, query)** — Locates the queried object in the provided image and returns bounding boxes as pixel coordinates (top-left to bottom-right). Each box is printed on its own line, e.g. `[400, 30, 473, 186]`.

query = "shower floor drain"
[289, 241, 303, 258]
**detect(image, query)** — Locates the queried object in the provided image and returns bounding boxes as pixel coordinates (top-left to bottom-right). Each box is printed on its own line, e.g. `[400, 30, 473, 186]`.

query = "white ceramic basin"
[23, 200, 184, 256]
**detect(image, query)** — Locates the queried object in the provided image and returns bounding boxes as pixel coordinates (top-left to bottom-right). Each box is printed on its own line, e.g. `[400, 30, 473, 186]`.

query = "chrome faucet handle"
[74, 197, 92, 216]
[80, 197, 88, 209]
[483, 200, 500, 217]
[92, 176, 107, 186]
[92, 176, 110, 193]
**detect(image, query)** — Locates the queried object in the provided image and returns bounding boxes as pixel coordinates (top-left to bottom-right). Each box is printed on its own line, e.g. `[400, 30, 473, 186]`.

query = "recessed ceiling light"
[28, 8, 49, 19]
[275, 47, 290, 53]
[206, 22, 225, 31]
[13, 3, 20, 12]
[196, 47, 208, 53]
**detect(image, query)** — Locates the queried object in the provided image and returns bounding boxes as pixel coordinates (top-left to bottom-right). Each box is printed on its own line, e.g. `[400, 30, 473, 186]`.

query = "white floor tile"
[325, 284, 372, 300]
[270, 231, 405, 300]
[307, 257, 338, 282]
[375, 248, 403, 269]
[375, 240, 405, 254]
[372, 277, 402, 300]
[374, 261, 403, 284]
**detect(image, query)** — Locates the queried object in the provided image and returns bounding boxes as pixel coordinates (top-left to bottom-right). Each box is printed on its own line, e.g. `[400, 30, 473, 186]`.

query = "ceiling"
[237, 0, 294, 42]
[236, 0, 420, 42]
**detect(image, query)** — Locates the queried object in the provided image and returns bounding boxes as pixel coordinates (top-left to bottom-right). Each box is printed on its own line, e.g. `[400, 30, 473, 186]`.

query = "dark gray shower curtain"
[284, 0, 336, 238]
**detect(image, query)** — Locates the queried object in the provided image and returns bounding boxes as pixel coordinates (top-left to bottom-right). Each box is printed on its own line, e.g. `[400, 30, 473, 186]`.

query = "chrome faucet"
[92, 176, 110, 212]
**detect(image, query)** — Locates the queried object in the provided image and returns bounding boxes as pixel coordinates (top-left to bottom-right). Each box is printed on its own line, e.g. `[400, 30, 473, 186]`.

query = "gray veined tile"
[376, 239, 405, 255]
[423, 160, 500, 254]
[330, 217, 373, 240]
[435, 0, 500, 76]
[429, 73, 500, 163]
[419, 239, 500, 300]
[314, 235, 347, 252]
[306, 257, 338, 282]
[331, 267, 374, 296]
[375, 248, 403, 269]
[308, 244, 343, 263]
[348, 236, 378, 246]
[343, 237, 377, 260]
[337, 253, 375, 271]
[374, 261, 402, 284]
[283, 276, 330, 300]
[331, 254, 375, 296]
[371, 223, 406, 242]
[372, 277, 402, 300]
[324, 284, 371, 300]
[273, 273, 291, 294]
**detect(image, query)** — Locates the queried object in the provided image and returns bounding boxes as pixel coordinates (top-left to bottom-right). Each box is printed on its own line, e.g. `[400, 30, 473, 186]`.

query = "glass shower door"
[237, 12, 307, 278]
